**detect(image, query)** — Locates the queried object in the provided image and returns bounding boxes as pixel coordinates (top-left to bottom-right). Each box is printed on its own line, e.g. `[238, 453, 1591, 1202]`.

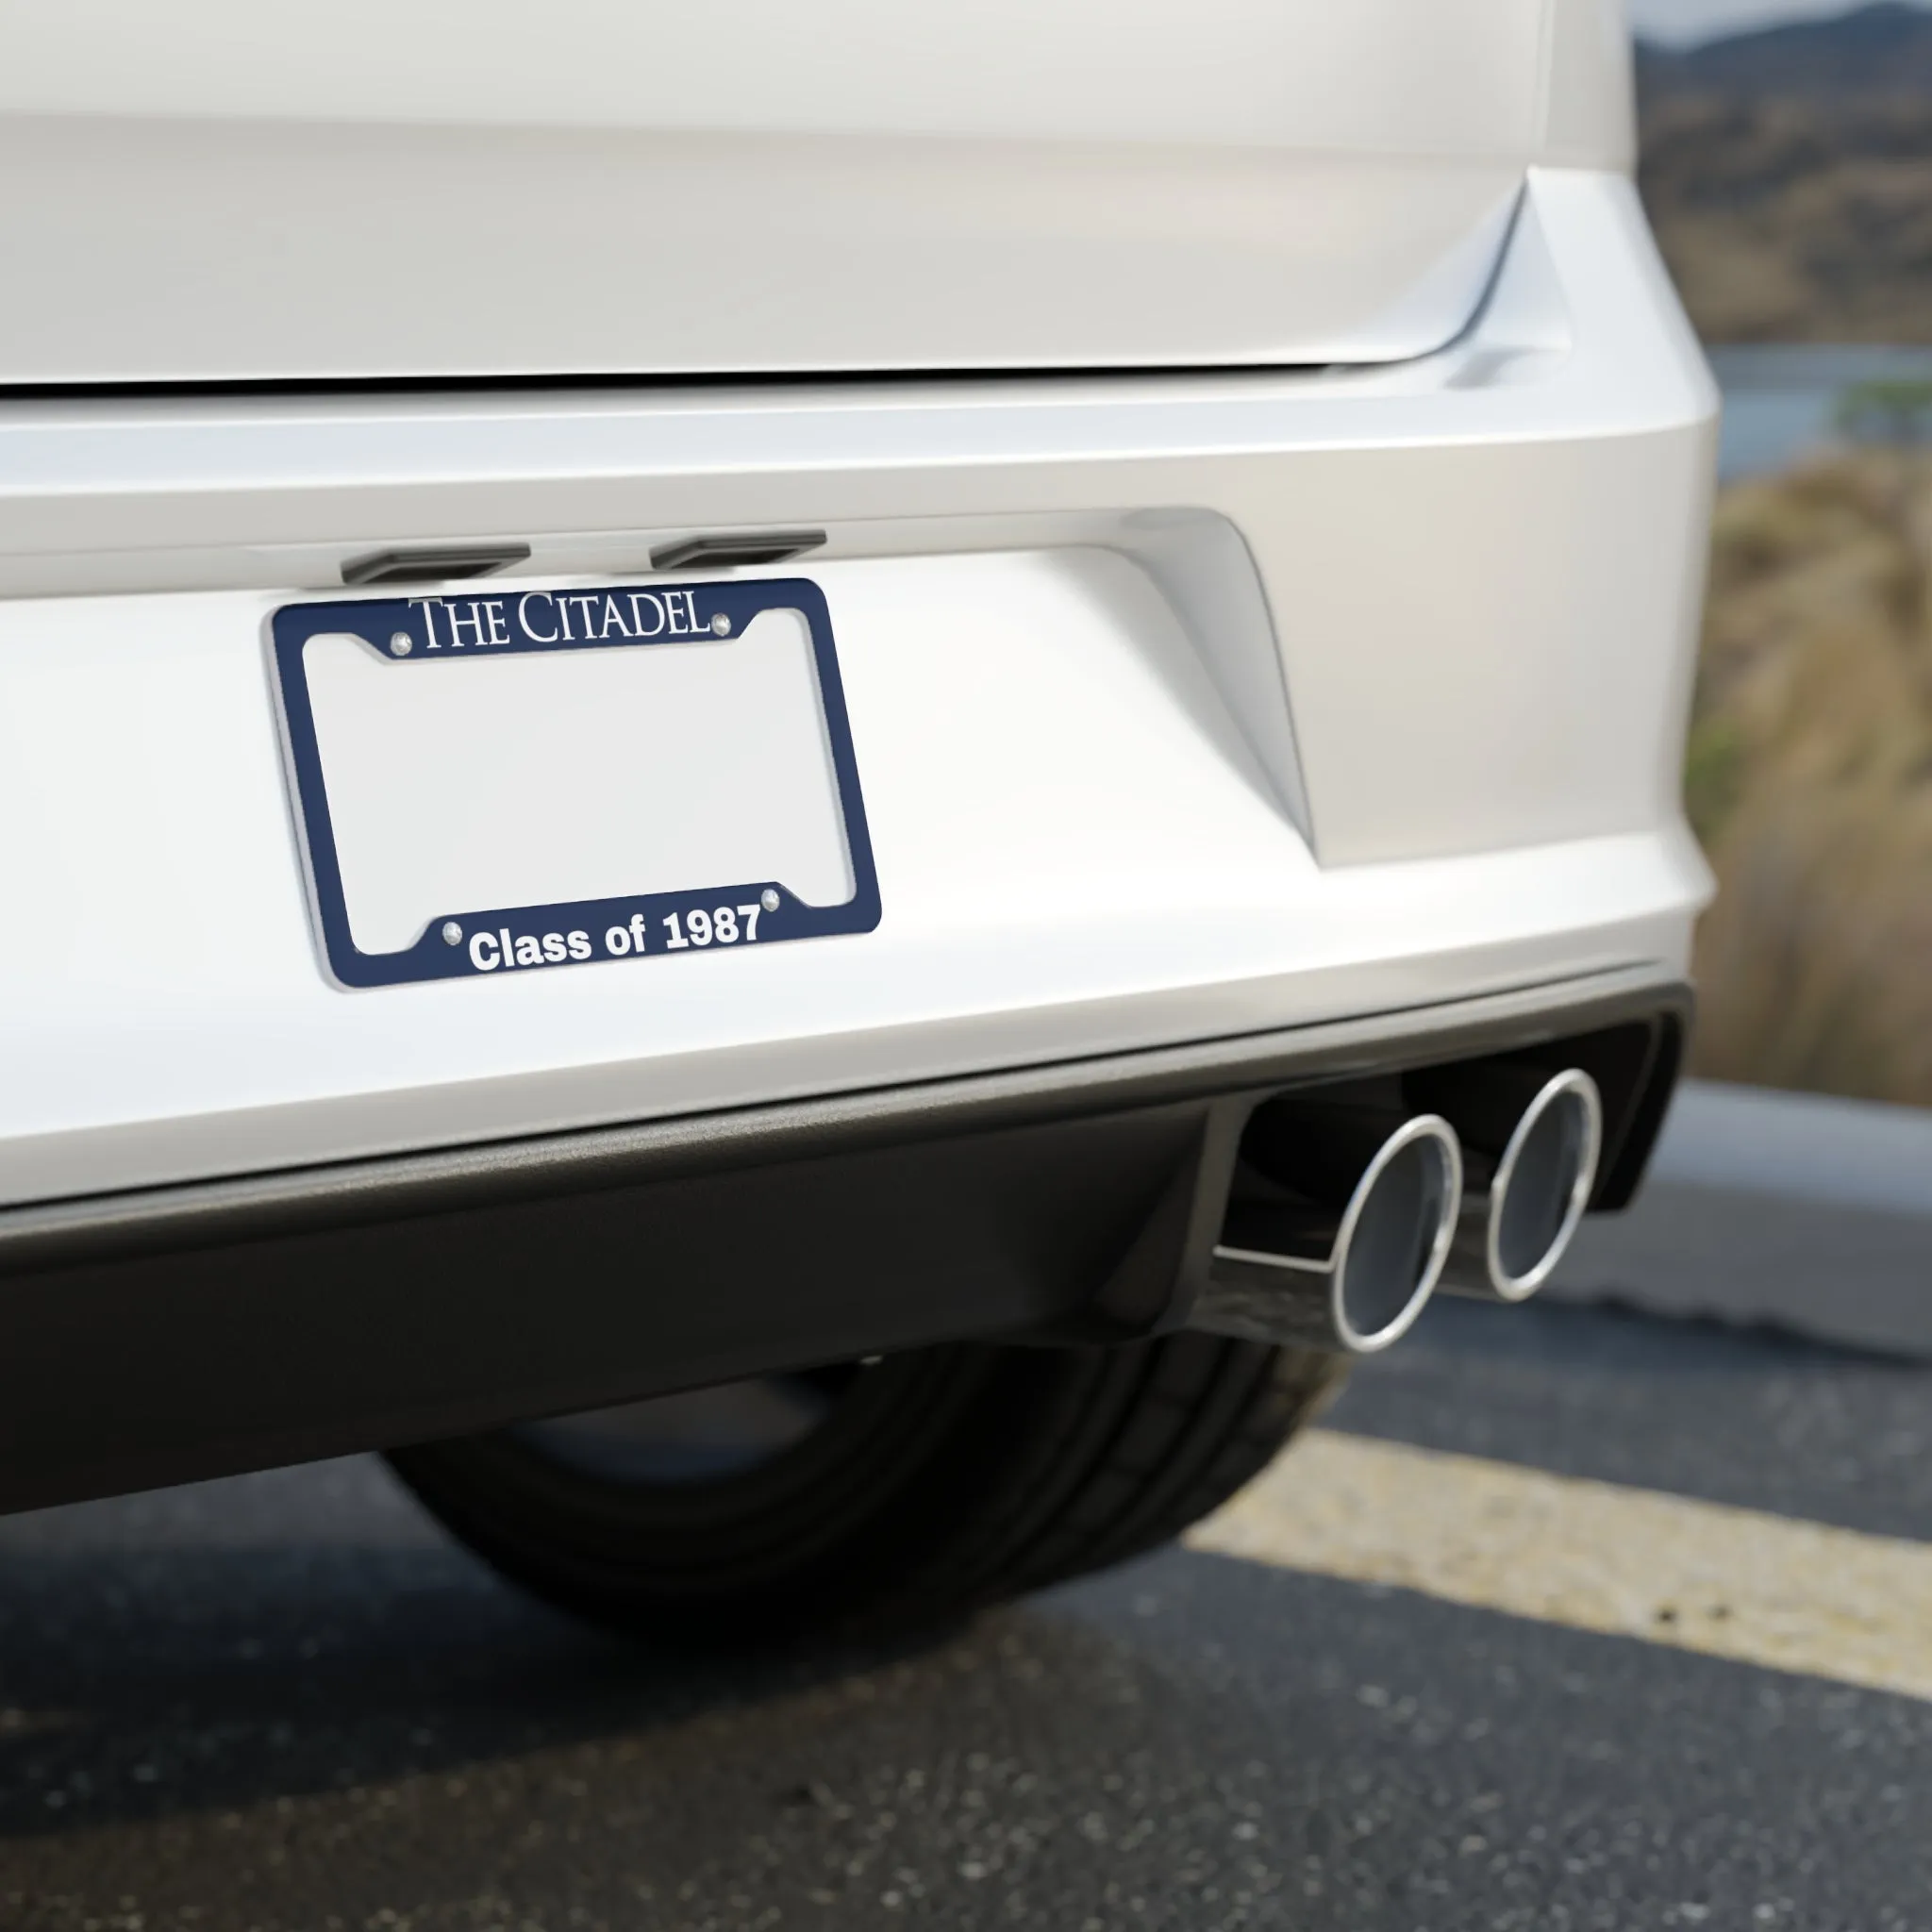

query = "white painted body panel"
[0, 169, 1715, 1207]
[0, 0, 1631, 380]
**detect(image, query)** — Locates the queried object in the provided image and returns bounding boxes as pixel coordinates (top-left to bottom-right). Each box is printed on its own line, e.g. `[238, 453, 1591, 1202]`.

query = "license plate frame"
[270, 575, 880, 991]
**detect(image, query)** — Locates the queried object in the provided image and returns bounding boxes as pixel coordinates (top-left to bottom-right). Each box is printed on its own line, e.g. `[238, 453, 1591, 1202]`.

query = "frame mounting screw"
[759, 889, 779, 912]
[441, 921, 463, 945]
[390, 632, 413, 657]
[710, 612, 732, 637]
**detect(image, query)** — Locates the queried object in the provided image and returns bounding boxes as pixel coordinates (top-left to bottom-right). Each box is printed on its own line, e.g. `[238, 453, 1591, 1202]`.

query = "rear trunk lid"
[0, 0, 1627, 384]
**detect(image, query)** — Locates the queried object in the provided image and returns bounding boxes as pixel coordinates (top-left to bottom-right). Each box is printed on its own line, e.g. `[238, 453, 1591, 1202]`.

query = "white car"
[0, 0, 1711, 1641]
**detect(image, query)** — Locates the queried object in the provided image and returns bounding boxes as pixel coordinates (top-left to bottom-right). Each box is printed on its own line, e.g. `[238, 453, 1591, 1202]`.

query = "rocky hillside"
[1638, 2, 1932, 98]
[1638, 4, 1932, 341]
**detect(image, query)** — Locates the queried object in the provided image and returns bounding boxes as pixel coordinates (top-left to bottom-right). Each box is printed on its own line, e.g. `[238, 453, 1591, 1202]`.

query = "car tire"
[384, 1333, 1344, 1646]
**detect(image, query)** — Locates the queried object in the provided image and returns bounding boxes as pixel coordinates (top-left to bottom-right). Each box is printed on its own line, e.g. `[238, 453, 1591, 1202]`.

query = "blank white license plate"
[271, 577, 879, 989]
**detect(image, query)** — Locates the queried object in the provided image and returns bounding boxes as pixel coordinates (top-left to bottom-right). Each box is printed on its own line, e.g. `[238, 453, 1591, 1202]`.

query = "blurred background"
[9, 15, 1932, 1927]
[1514, 0, 1932, 1357]
[1630, 0, 1932, 1105]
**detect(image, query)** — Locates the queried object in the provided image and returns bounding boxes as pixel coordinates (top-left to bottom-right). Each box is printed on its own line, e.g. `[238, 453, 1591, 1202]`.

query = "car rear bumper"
[0, 974, 1685, 1514]
[0, 164, 1712, 1507]
[0, 168, 1713, 1214]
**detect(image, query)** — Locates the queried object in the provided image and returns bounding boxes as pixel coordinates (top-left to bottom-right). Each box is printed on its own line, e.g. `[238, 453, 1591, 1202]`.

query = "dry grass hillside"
[1689, 449, 1932, 1102]
[1633, 8, 1932, 1099]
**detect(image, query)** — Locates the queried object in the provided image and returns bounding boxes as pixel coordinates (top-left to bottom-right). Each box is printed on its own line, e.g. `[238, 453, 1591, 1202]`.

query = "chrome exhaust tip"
[1437, 1068, 1603, 1303]
[1197, 1113, 1463, 1356]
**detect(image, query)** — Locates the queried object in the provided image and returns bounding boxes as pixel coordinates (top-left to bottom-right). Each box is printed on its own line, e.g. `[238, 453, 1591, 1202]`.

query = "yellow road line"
[1187, 1427, 1932, 1702]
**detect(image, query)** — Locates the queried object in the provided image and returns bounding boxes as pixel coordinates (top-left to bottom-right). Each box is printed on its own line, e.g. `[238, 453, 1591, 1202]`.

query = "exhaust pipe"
[1418, 1066, 1604, 1303]
[1195, 1103, 1463, 1356]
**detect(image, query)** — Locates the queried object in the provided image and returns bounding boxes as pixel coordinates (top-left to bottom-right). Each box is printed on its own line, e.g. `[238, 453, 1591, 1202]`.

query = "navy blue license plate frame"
[270, 576, 880, 991]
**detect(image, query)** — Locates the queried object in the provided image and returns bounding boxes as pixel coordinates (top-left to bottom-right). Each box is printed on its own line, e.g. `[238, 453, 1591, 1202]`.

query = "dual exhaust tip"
[1199, 1065, 1603, 1356]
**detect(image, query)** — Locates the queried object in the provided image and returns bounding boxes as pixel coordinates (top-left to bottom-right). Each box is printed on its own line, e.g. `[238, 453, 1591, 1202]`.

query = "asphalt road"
[1549, 1080, 1932, 1362]
[5, 1295, 1931, 1932]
